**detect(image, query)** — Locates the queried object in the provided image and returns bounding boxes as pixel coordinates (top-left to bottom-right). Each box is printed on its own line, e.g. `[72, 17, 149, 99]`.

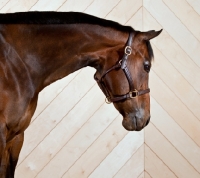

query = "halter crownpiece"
[95, 31, 150, 104]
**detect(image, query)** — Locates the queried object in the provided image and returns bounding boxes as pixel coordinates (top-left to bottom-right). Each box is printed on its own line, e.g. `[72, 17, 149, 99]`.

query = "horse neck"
[34, 24, 128, 91]
[6, 24, 129, 92]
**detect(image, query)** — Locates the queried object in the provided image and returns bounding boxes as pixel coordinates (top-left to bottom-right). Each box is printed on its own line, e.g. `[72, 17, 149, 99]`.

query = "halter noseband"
[95, 31, 150, 104]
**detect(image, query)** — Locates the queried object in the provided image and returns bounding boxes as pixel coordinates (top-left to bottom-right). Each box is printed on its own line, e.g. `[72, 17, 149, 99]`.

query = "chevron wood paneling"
[144, 0, 200, 178]
[0, 0, 199, 178]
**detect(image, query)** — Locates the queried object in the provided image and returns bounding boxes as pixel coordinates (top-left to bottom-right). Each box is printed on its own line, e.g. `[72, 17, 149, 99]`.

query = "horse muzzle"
[122, 113, 150, 131]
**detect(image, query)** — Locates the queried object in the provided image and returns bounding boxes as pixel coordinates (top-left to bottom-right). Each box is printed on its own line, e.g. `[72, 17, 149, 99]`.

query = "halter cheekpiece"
[95, 31, 150, 104]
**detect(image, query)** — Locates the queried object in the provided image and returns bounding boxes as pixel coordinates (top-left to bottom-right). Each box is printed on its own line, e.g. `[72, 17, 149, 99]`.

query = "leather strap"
[95, 31, 150, 104]
[107, 88, 150, 103]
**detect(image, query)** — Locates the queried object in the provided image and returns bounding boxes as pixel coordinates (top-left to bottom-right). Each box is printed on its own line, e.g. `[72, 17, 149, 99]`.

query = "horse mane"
[0, 11, 133, 32]
[0, 11, 154, 61]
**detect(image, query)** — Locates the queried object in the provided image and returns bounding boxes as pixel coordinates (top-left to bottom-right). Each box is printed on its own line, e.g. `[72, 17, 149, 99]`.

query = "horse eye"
[144, 64, 150, 73]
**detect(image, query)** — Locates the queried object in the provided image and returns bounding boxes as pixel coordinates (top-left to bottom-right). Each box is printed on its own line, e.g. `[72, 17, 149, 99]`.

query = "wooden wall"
[0, 0, 199, 177]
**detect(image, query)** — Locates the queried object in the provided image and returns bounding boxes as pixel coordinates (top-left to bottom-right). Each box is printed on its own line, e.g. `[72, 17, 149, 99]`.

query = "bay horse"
[0, 11, 162, 178]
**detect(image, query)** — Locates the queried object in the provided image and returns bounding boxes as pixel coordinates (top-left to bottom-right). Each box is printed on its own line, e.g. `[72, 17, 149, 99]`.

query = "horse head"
[94, 29, 162, 131]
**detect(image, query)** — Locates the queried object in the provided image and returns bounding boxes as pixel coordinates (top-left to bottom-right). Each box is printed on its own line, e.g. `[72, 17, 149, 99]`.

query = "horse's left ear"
[139, 29, 162, 41]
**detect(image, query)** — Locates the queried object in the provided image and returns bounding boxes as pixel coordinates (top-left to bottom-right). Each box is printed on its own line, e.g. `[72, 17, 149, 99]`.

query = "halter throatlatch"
[95, 31, 150, 104]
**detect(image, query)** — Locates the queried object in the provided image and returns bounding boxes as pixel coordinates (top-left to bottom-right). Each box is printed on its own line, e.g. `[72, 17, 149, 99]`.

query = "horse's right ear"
[138, 29, 162, 41]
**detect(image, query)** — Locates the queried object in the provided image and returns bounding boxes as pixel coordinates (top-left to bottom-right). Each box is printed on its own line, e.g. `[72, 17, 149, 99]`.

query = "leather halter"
[95, 31, 150, 104]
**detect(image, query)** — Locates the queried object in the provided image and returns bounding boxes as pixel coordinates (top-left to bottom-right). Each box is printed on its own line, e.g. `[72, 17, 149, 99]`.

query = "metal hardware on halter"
[105, 97, 111, 104]
[129, 89, 138, 98]
[125, 46, 132, 55]
[95, 31, 150, 104]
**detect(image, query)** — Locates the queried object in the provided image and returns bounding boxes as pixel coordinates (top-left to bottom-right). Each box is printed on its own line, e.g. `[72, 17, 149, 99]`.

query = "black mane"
[0, 11, 133, 32]
[0, 11, 154, 61]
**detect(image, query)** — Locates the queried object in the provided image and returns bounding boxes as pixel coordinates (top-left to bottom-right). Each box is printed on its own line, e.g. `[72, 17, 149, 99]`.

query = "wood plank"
[0, 0, 38, 12]
[145, 171, 152, 178]
[163, 0, 200, 41]
[145, 144, 177, 178]
[126, 7, 142, 30]
[152, 45, 200, 120]
[58, 0, 93, 12]
[62, 115, 128, 178]
[150, 71, 200, 147]
[186, 0, 200, 16]
[138, 172, 144, 178]
[84, 0, 121, 18]
[143, 8, 200, 94]
[106, 0, 142, 25]
[31, 71, 80, 122]
[89, 131, 144, 178]
[30, 0, 66, 11]
[0, 0, 10, 9]
[150, 97, 200, 172]
[35, 103, 119, 178]
[114, 144, 144, 178]
[16, 84, 105, 177]
[145, 123, 200, 178]
[143, 0, 200, 67]
[17, 68, 96, 164]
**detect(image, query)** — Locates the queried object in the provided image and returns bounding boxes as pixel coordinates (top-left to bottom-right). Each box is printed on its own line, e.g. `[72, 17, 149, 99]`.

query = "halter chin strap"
[95, 31, 150, 104]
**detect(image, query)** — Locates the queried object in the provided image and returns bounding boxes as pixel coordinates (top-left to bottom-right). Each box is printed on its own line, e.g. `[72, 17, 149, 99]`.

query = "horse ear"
[139, 29, 162, 41]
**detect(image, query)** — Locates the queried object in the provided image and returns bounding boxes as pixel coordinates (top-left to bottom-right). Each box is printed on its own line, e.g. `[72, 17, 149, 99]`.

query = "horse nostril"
[145, 118, 150, 126]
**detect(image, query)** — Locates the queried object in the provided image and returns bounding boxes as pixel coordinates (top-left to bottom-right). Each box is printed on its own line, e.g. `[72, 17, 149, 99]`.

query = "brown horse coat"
[0, 11, 161, 177]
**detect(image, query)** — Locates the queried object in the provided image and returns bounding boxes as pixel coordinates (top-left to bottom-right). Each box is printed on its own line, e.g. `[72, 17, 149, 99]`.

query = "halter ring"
[125, 46, 132, 55]
[129, 89, 138, 98]
[105, 97, 112, 104]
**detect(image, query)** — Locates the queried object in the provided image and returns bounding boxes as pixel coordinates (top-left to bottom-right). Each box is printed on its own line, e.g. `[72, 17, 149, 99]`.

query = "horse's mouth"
[122, 116, 150, 131]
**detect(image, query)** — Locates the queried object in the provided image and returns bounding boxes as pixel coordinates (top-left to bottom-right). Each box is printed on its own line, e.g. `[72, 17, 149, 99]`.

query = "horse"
[0, 11, 162, 178]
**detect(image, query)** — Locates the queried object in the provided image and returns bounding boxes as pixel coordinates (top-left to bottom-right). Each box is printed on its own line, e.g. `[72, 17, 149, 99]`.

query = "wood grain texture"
[143, 7, 200, 94]
[144, 171, 152, 178]
[0, 0, 38, 12]
[89, 131, 144, 178]
[0, 0, 198, 177]
[163, 0, 200, 41]
[143, 0, 200, 67]
[150, 97, 200, 172]
[186, 0, 200, 15]
[63, 115, 128, 178]
[145, 145, 177, 178]
[113, 144, 144, 178]
[145, 124, 200, 178]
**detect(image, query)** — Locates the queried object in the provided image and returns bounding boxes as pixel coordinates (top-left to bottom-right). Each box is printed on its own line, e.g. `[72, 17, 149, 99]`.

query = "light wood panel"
[143, 0, 200, 67]
[16, 84, 105, 177]
[18, 68, 96, 164]
[145, 123, 200, 178]
[30, 0, 67, 11]
[186, 0, 200, 15]
[145, 145, 177, 178]
[144, 1, 200, 177]
[36, 104, 119, 178]
[163, 0, 200, 41]
[58, 0, 94, 12]
[0, 0, 37, 12]
[63, 115, 128, 178]
[144, 171, 152, 178]
[143, 8, 200, 94]
[0, 0, 199, 177]
[150, 97, 200, 171]
[32, 71, 81, 122]
[88, 131, 144, 178]
[113, 144, 144, 178]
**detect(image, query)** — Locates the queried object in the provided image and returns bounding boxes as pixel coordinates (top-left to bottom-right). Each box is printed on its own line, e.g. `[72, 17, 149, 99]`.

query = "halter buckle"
[129, 89, 138, 98]
[105, 97, 112, 104]
[125, 46, 132, 55]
